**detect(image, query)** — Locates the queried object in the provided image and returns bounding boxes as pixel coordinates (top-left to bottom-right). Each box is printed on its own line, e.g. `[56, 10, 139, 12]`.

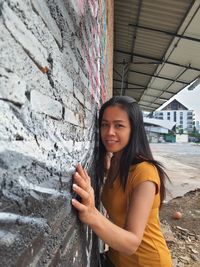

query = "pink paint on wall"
[88, 0, 98, 18]
[78, 0, 108, 103]
[78, 0, 85, 15]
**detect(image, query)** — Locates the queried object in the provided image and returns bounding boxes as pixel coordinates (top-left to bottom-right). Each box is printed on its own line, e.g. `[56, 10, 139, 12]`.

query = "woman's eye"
[115, 124, 124, 128]
[101, 123, 108, 128]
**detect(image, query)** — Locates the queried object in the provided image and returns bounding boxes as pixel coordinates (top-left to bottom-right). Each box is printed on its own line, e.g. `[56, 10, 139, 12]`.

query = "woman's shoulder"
[130, 161, 156, 172]
[129, 161, 160, 186]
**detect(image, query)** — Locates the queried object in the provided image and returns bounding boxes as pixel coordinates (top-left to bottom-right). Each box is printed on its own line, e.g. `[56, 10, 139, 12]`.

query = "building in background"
[143, 117, 176, 143]
[150, 99, 194, 134]
[196, 121, 200, 133]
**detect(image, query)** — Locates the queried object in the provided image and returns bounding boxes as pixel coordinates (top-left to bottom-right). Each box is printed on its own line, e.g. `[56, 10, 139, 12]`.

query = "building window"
[174, 111, 176, 122]
[167, 112, 170, 120]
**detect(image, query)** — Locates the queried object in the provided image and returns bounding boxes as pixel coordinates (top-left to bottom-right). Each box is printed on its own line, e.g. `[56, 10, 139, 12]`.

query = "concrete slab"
[150, 143, 200, 202]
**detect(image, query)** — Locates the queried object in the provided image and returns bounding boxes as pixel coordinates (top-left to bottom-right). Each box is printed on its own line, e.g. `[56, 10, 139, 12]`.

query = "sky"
[158, 84, 200, 122]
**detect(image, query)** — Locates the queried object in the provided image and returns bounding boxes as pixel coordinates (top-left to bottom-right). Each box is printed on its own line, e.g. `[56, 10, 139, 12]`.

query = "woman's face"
[100, 105, 131, 153]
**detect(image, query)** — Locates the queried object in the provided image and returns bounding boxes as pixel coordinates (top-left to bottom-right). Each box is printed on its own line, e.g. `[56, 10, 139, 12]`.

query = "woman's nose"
[107, 125, 115, 135]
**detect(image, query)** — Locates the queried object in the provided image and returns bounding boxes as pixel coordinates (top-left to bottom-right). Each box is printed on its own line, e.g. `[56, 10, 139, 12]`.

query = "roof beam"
[129, 70, 189, 84]
[129, 24, 200, 43]
[114, 79, 145, 88]
[141, 94, 171, 100]
[113, 79, 176, 94]
[139, 104, 156, 110]
[149, 68, 188, 106]
[130, 61, 163, 65]
[115, 50, 200, 72]
[113, 87, 144, 90]
[139, 100, 159, 106]
[130, 1, 142, 62]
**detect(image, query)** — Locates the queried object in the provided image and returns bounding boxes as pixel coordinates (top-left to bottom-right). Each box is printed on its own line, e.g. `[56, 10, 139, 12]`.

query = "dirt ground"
[150, 143, 200, 267]
[160, 189, 200, 267]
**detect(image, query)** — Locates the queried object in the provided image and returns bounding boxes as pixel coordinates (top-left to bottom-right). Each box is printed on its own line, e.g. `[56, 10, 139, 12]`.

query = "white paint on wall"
[0, 101, 33, 141]
[64, 107, 80, 126]
[0, 212, 47, 228]
[31, 0, 62, 47]
[18, 176, 71, 198]
[0, 68, 27, 105]
[2, 2, 49, 69]
[31, 90, 62, 119]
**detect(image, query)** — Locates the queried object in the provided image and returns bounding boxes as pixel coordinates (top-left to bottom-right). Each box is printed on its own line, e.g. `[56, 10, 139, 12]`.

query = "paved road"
[150, 143, 200, 202]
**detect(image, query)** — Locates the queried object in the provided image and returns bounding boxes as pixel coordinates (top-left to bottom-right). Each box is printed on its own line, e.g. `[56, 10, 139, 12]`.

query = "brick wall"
[0, 0, 113, 266]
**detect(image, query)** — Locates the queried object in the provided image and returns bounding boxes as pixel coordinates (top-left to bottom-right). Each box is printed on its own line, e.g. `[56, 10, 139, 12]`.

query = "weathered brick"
[0, 24, 54, 97]
[74, 141, 83, 152]
[31, 90, 62, 119]
[75, 37, 84, 61]
[64, 140, 74, 153]
[74, 87, 84, 105]
[79, 68, 88, 89]
[31, 0, 62, 47]
[0, 100, 32, 141]
[69, 0, 82, 16]
[64, 107, 79, 126]
[61, 92, 73, 109]
[0, 69, 27, 105]
[50, 0, 75, 34]
[2, 2, 49, 69]
[85, 99, 92, 111]
[0, 230, 17, 247]
[63, 43, 79, 73]
[52, 64, 73, 93]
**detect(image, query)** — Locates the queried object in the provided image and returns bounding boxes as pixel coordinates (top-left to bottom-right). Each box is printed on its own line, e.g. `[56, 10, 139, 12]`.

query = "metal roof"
[113, 0, 200, 112]
[144, 117, 176, 130]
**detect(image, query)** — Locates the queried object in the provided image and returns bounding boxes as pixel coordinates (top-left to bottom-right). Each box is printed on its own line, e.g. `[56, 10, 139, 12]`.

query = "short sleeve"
[129, 162, 160, 194]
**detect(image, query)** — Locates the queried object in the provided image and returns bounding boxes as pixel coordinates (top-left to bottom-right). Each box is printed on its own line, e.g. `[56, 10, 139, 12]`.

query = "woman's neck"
[107, 151, 122, 183]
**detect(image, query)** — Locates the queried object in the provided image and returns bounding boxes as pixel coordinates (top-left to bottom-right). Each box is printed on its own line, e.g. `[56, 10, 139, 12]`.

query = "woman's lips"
[105, 140, 118, 145]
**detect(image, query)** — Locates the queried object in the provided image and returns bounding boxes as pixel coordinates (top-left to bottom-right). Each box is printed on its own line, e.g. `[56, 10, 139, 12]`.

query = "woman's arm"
[72, 164, 156, 255]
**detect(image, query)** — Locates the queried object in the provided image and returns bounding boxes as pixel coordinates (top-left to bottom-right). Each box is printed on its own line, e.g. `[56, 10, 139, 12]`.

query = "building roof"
[144, 117, 176, 130]
[161, 99, 189, 111]
[113, 0, 200, 112]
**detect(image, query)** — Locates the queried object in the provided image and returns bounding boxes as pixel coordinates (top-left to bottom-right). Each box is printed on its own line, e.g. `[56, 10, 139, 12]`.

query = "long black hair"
[97, 96, 169, 206]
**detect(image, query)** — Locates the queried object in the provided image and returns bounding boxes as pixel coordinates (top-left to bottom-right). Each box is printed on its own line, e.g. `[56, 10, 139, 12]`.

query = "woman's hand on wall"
[72, 164, 96, 224]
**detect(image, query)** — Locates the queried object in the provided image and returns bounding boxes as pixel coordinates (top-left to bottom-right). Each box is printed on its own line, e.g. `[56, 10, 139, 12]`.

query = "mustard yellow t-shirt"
[101, 161, 172, 267]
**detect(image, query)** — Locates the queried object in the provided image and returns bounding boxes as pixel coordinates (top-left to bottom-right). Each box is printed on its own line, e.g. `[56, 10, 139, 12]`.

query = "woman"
[72, 96, 172, 267]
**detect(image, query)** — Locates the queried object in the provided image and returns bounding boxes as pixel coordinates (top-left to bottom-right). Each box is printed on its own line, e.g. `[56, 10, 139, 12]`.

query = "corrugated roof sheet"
[113, 0, 200, 111]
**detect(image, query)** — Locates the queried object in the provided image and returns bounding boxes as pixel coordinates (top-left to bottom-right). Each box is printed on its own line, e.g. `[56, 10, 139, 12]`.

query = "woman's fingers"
[76, 164, 91, 184]
[72, 183, 90, 200]
[73, 172, 88, 190]
[71, 198, 86, 212]
[72, 165, 96, 225]
[76, 164, 87, 180]
[83, 168, 91, 183]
